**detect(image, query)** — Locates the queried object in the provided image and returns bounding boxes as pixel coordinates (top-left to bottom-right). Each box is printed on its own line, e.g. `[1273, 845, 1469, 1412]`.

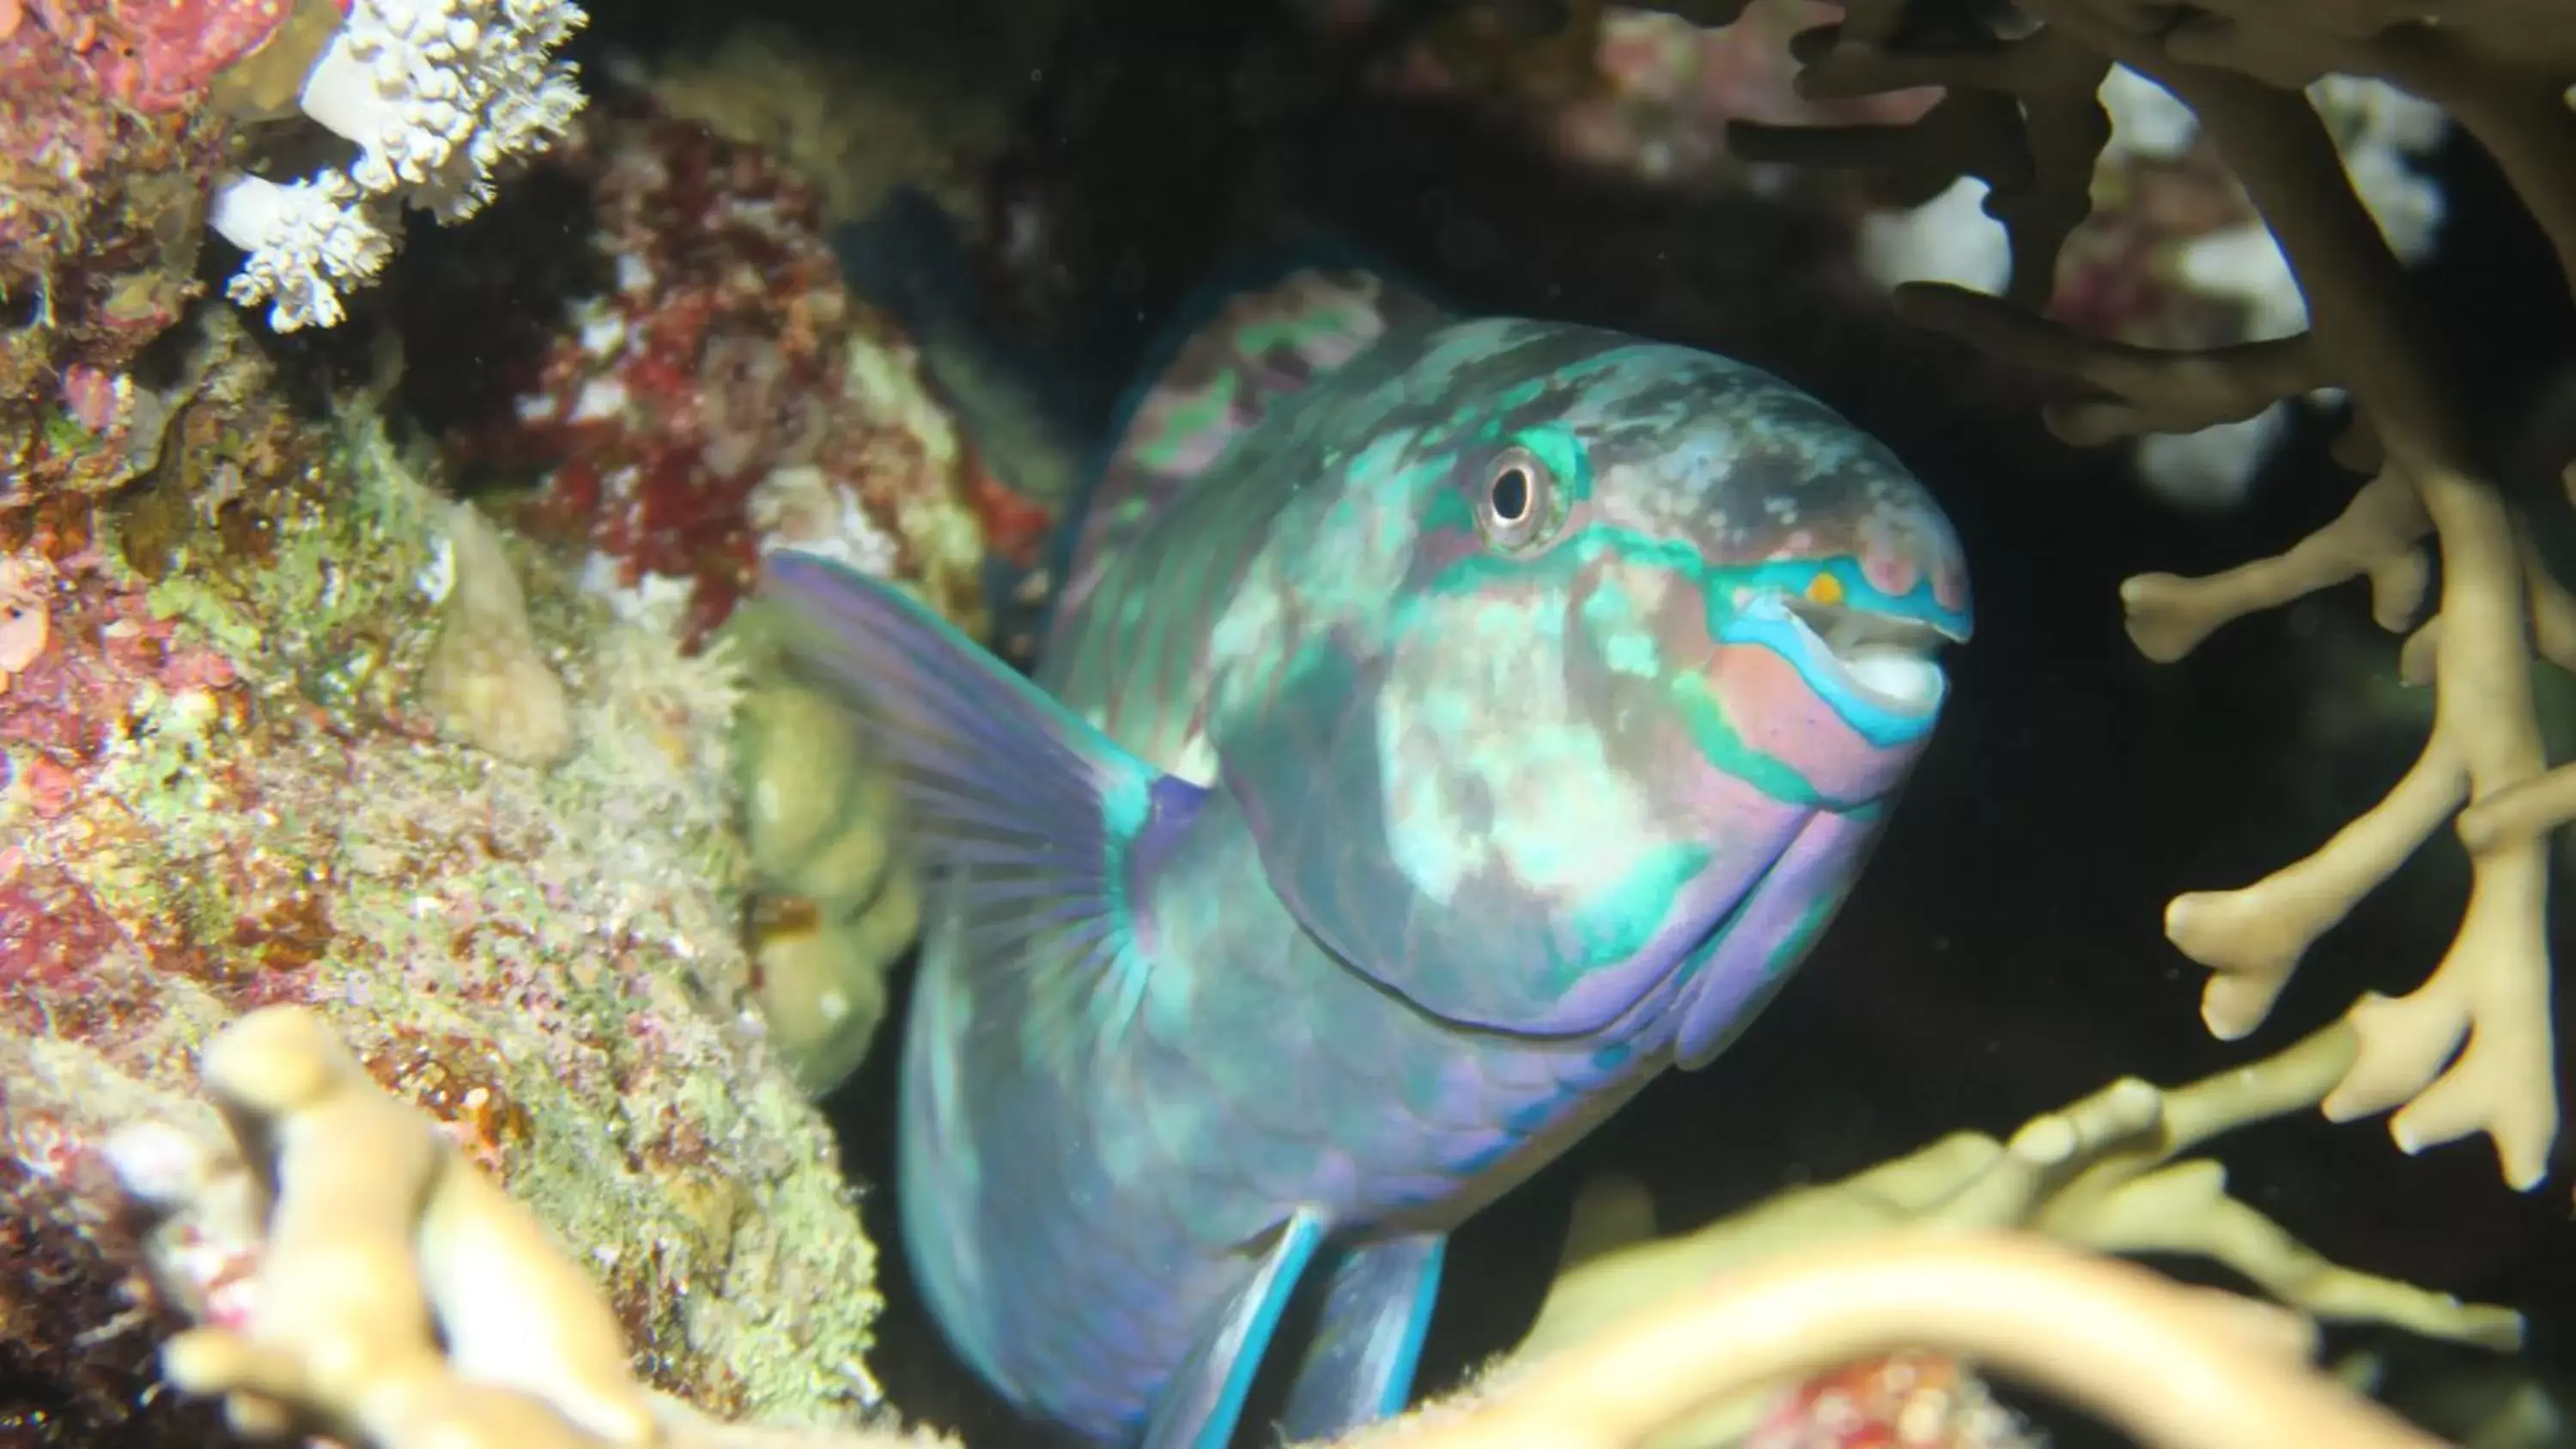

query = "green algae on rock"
[1, 397, 886, 1443]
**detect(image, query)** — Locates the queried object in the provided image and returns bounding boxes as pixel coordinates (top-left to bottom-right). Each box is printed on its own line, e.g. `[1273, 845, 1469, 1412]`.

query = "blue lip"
[1718, 591, 1948, 749]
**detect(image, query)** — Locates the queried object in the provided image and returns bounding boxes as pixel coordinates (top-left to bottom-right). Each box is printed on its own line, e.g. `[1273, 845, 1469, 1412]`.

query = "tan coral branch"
[1733, 21, 2111, 306]
[2446, 533, 2576, 848]
[1908, 2, 2569, 1191]
[143, 1006, 659, 1449]
[2332, 847, 2558, 1174]
[2116, 467, 2428, 664]
[2457, 762, 2576, 853]
[2392, 522, 2572, 684]
[2518, 527, 2576, 672]
[1505, 1022, 2518, 1449]
[1890, 284, 2330, 448]
[2163, 76, 2557, 1187]
[1382, 1234, 2441, 1449]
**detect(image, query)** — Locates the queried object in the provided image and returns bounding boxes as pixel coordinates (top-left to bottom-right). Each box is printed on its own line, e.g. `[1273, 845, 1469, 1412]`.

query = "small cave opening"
[189, 0, 2576, 1439]
[737, 0, 2576, 1440]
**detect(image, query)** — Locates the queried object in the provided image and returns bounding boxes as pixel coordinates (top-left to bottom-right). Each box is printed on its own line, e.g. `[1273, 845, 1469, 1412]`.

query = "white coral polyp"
[214, 0, 589, 332]
[209, 171, 397, 332]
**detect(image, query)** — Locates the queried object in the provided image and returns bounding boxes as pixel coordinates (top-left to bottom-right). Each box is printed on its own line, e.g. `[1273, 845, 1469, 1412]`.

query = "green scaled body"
[763, 266, 1971, 1448]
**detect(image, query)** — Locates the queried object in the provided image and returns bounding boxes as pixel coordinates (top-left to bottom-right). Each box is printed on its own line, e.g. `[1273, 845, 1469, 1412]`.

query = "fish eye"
[1476, 445, 1553, 549]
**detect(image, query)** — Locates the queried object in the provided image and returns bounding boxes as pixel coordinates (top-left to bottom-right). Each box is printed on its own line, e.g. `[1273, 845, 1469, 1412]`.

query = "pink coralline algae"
[426, 91, 1053, 650]
[0, 0, 312, 508]
[0, 532, 260, 1446]
[1, 407, 883, 1440]
[0, 543, 265, 1008]
[21, 0, 301, 114]
[1747, 1351, 2037, 1449]
[0, 529, 242, 743]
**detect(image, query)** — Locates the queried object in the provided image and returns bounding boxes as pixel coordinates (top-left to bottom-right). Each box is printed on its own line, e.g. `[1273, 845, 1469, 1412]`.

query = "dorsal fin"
[1042, 246, 1446, 656]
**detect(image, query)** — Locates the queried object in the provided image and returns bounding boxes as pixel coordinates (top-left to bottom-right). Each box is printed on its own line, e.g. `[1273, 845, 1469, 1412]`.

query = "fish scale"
[765, 264, 1972, 1448]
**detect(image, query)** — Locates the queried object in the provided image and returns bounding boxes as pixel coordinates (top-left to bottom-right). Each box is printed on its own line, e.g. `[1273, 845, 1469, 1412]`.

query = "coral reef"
[421, 497, 575, 767]
[642, 25, 1029, 229]
[112, 1010, 2497, 1449]
[18, 0, 2574, 1446]
[209, 0, 592, 331]
[728, 665, 918, 1097]
[2, 387, 884, 1443]
[0, 0, 238, 506]
[391, 88, 1058, 1092]
[422, 89, 1047, 652]
[0, 0, 588, 538]
[1506, 1022, 2518, 1447]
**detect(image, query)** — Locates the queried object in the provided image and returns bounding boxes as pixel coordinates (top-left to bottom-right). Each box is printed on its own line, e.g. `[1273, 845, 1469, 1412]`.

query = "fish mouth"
[1774, 595, 1959, 718]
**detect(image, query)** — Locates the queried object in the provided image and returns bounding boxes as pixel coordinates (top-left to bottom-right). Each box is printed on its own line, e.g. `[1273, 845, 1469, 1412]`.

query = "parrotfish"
[762, 264, 1972, 1449]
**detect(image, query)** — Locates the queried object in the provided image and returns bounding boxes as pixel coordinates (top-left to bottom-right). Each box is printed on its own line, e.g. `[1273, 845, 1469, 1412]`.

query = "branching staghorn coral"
[1348, 1234, 2451, 1449]
[106, 1008, 646, 1448]
[109, 1006, 951, 1449]
[1492, 1021, 2518, 1447]
[122, 1009, 2482, 1449]
[1704, 0, 2576, 1194]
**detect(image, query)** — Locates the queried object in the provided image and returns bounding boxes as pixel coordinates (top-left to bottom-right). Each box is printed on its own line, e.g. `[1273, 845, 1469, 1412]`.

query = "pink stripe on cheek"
[1704, 643, 1898, 799]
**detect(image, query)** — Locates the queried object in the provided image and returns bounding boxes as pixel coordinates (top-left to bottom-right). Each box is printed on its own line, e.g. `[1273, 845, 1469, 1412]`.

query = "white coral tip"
[210, 171, 396, 333]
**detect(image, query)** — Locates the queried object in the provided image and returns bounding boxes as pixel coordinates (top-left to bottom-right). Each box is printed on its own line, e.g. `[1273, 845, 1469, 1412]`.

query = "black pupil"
[1490, 465, 1531, 523]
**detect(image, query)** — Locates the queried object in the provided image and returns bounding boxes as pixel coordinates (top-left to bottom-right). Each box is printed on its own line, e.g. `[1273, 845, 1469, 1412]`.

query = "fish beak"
[1775, 594, 1959, 721]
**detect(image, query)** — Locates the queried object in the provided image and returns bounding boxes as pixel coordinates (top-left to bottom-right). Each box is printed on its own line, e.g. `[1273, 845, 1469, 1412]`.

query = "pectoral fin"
[1278, 1234, 1446, 1443]
[760, 551, 1208, 1054]
[1143, 1206, 1330, 1449]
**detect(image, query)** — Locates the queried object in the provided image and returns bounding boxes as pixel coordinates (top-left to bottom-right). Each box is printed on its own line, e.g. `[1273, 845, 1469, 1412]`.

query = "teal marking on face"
[1761, 888, 1843, 984]
[1579, 580, 1662, 679]
[1668, 669, 1828, 809]
[1555, 840, 1712, 963]
[1513, 424, 1591, 505]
